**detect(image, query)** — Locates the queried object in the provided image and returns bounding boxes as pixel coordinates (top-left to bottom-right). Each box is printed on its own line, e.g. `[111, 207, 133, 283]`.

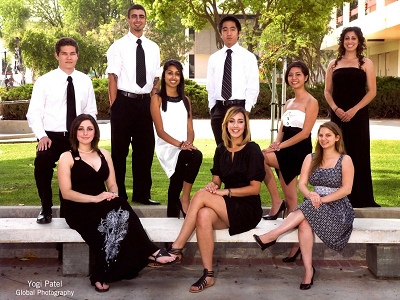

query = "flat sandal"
[167, 246, 183, 264]
[189, 269, 215, 293]
[148, 249, 178, 267]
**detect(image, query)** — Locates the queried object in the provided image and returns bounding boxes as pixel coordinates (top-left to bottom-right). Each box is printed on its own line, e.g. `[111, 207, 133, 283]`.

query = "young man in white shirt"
[106, 4, 161, 205]
[206, 16, 260, 145]
[26, 37, 97, 223]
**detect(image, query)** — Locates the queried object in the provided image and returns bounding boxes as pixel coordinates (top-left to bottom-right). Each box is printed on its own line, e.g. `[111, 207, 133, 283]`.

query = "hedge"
[1, 77, 400, 120]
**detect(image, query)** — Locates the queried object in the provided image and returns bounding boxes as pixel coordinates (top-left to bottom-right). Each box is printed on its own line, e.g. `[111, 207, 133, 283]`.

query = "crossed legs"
[257, 210, 314, 284]
[171, 190, 229, 291]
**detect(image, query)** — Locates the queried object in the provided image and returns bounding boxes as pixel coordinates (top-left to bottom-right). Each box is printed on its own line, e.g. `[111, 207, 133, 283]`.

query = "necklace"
[78, 148, 93, 154]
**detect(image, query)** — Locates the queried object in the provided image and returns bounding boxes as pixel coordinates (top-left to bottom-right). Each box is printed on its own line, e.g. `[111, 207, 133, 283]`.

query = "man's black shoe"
[37, 209, 52, 224]
[139, 199, 161, 205]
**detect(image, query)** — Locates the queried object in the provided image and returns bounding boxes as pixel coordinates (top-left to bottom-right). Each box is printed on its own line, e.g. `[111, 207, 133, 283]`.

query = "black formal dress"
[331, 68, 379, 207]
[63, 150, 158, 285]
[211, 142, 266, 235]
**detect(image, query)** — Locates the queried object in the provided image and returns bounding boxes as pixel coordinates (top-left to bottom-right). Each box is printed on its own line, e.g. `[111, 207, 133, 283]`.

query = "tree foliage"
[146, 16, 194, 65]
[146, 0, 349, 83]
[0, 0, 190, 79]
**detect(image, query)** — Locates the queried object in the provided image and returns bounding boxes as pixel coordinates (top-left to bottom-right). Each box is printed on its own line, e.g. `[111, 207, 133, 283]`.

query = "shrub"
[1, 84, 33, 120]
[1, 77, 399, 120]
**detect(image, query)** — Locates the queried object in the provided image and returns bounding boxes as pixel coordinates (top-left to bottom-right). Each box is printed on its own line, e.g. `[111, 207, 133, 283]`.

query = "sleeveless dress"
[63, 150, 158, 285]
[294, 154, 354, 251]
[275, 109, 312, 185]
[331, 68, 378, 207]
[154, 97, 188, 178]
[211, 142, 266, 235]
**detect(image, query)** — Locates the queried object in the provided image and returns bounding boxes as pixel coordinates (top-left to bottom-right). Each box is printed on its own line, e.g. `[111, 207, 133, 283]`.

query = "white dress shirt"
[26, 67, 97, 140]
[206, 42, 260, 112]
[106, 31, 161, 94]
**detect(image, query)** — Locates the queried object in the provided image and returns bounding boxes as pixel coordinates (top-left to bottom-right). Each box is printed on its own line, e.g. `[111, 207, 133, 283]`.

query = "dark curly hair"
[333, 26, 366, 70]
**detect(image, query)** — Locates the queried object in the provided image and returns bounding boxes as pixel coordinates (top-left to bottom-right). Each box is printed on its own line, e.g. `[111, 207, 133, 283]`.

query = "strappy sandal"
[167, 246, 183, 264]
[189, 269, 215, 293]
[148, 249, 178, 267]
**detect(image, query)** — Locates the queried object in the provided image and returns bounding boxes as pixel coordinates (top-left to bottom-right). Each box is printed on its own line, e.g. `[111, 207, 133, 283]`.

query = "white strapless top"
[282, 109, 306, 129]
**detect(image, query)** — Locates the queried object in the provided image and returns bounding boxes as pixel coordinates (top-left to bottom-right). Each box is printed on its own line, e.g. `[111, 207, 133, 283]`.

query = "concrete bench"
[1, 218, 399, 278]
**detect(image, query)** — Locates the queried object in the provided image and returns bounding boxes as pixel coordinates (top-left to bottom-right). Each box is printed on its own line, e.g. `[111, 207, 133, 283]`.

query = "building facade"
[321, 0, 400, 77]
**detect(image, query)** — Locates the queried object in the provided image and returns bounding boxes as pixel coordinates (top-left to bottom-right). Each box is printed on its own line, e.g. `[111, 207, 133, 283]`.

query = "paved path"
[1, 119, 399, 143]
[1, 258, 399, 300]
[98, 119, 400, 141]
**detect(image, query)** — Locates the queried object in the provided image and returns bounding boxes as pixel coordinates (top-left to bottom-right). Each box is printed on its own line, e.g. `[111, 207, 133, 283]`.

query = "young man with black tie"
[106, 4, 161, 205]
[207, 16, 260, 145]
[27, 37, 97, 223]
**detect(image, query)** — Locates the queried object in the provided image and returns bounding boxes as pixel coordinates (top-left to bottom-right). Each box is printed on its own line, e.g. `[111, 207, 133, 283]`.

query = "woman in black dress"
[324, 26, 379, 207]
[58, 114, 176, 292]
[254, 122, 354, 290]
[262, 61, 318, 261]
[168, 106, 265, 293]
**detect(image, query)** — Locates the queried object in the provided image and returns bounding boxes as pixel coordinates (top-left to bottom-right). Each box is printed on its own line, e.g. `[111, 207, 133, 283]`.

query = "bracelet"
[228, 188, 232, 198]
[178, 142, 183, 148]
[112, 192, 118, 196]
[334, 107, 339, 112]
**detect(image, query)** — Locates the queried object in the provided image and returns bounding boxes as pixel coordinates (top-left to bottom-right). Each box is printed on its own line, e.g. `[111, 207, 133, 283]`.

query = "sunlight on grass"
[0, 139, 399, 207]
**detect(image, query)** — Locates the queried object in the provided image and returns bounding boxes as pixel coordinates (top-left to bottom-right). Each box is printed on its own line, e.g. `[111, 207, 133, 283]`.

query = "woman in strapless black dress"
[324, 26, 379, 208]
[58, 114, 176, 292]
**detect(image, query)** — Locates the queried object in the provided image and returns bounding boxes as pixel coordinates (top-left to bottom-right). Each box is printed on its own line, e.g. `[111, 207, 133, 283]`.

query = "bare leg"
[263, 152, 283, 215]
[189, 207, 228, 291]
[180, 181, 192, 214]
[172, 190, 229, 250]
[279, 174, 301, 256]
[258, 210, 305, 244]
[298, 219, 314, 284]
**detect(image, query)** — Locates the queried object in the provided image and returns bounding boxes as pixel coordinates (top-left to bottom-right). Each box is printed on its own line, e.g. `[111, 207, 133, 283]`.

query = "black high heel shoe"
[177, 200, 186, 219]
[253, 234, 276, 251]
[282, 248, 301, 262]
[300, 266, 315, 290]
[263, 200, 286, 220]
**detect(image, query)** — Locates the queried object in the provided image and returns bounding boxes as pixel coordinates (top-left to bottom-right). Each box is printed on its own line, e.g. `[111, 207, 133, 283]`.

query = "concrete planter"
[0, 120, 32, 134]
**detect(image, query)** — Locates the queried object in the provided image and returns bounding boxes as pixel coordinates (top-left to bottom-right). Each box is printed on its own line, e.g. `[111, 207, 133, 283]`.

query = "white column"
[358, 0, 366, 21]
[343, 3, 350, 26]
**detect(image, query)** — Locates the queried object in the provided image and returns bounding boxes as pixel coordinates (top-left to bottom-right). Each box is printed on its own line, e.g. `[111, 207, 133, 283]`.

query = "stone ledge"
[1, 218, 399, 244]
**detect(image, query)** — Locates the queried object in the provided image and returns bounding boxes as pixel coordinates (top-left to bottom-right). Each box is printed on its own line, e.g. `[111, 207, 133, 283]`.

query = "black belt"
[46, 131, 69, 136]
[118, 90, 150, 100]
[216, 99, 245, 106]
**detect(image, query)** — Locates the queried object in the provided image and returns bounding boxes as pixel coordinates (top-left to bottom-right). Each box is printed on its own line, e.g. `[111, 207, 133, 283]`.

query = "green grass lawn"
[0, 139, 399, 207]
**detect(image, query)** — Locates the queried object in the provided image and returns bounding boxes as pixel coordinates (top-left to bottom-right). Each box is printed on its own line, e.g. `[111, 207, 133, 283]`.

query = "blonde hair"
[310, 121, 346, 175]
[221, 106, 251, 148]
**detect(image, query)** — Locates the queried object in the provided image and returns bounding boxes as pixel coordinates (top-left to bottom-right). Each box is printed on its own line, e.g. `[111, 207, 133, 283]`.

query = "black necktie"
[66, 76, 76, 131]
[221, 49, 233, 101]
[136, 39, 146, 88]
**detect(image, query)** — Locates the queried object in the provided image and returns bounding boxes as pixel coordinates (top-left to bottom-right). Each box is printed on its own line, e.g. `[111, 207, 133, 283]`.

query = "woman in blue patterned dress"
[253, 121, 354, 290]
[58, 114, 177, 292]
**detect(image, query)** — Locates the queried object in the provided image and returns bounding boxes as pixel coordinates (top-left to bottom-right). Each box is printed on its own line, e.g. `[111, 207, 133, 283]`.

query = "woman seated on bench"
[253, 121, 355, 290]
[168, 106, 266, 293]
[58, 114, 177, 293]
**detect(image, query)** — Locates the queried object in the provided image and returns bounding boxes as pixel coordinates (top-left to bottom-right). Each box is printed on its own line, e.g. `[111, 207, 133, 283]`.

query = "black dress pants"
[110, 93, 154, 203]
[34, 131, 71, 212]
[167, 149, 203, 217]
[210, 100, 245, 145]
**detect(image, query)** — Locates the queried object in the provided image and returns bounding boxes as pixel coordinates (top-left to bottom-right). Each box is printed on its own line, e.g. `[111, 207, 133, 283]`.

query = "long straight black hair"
[158, 59, 190, 118]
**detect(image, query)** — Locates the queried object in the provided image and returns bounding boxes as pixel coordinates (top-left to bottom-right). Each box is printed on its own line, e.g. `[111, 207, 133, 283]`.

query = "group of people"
[26, 3, 378, 293]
